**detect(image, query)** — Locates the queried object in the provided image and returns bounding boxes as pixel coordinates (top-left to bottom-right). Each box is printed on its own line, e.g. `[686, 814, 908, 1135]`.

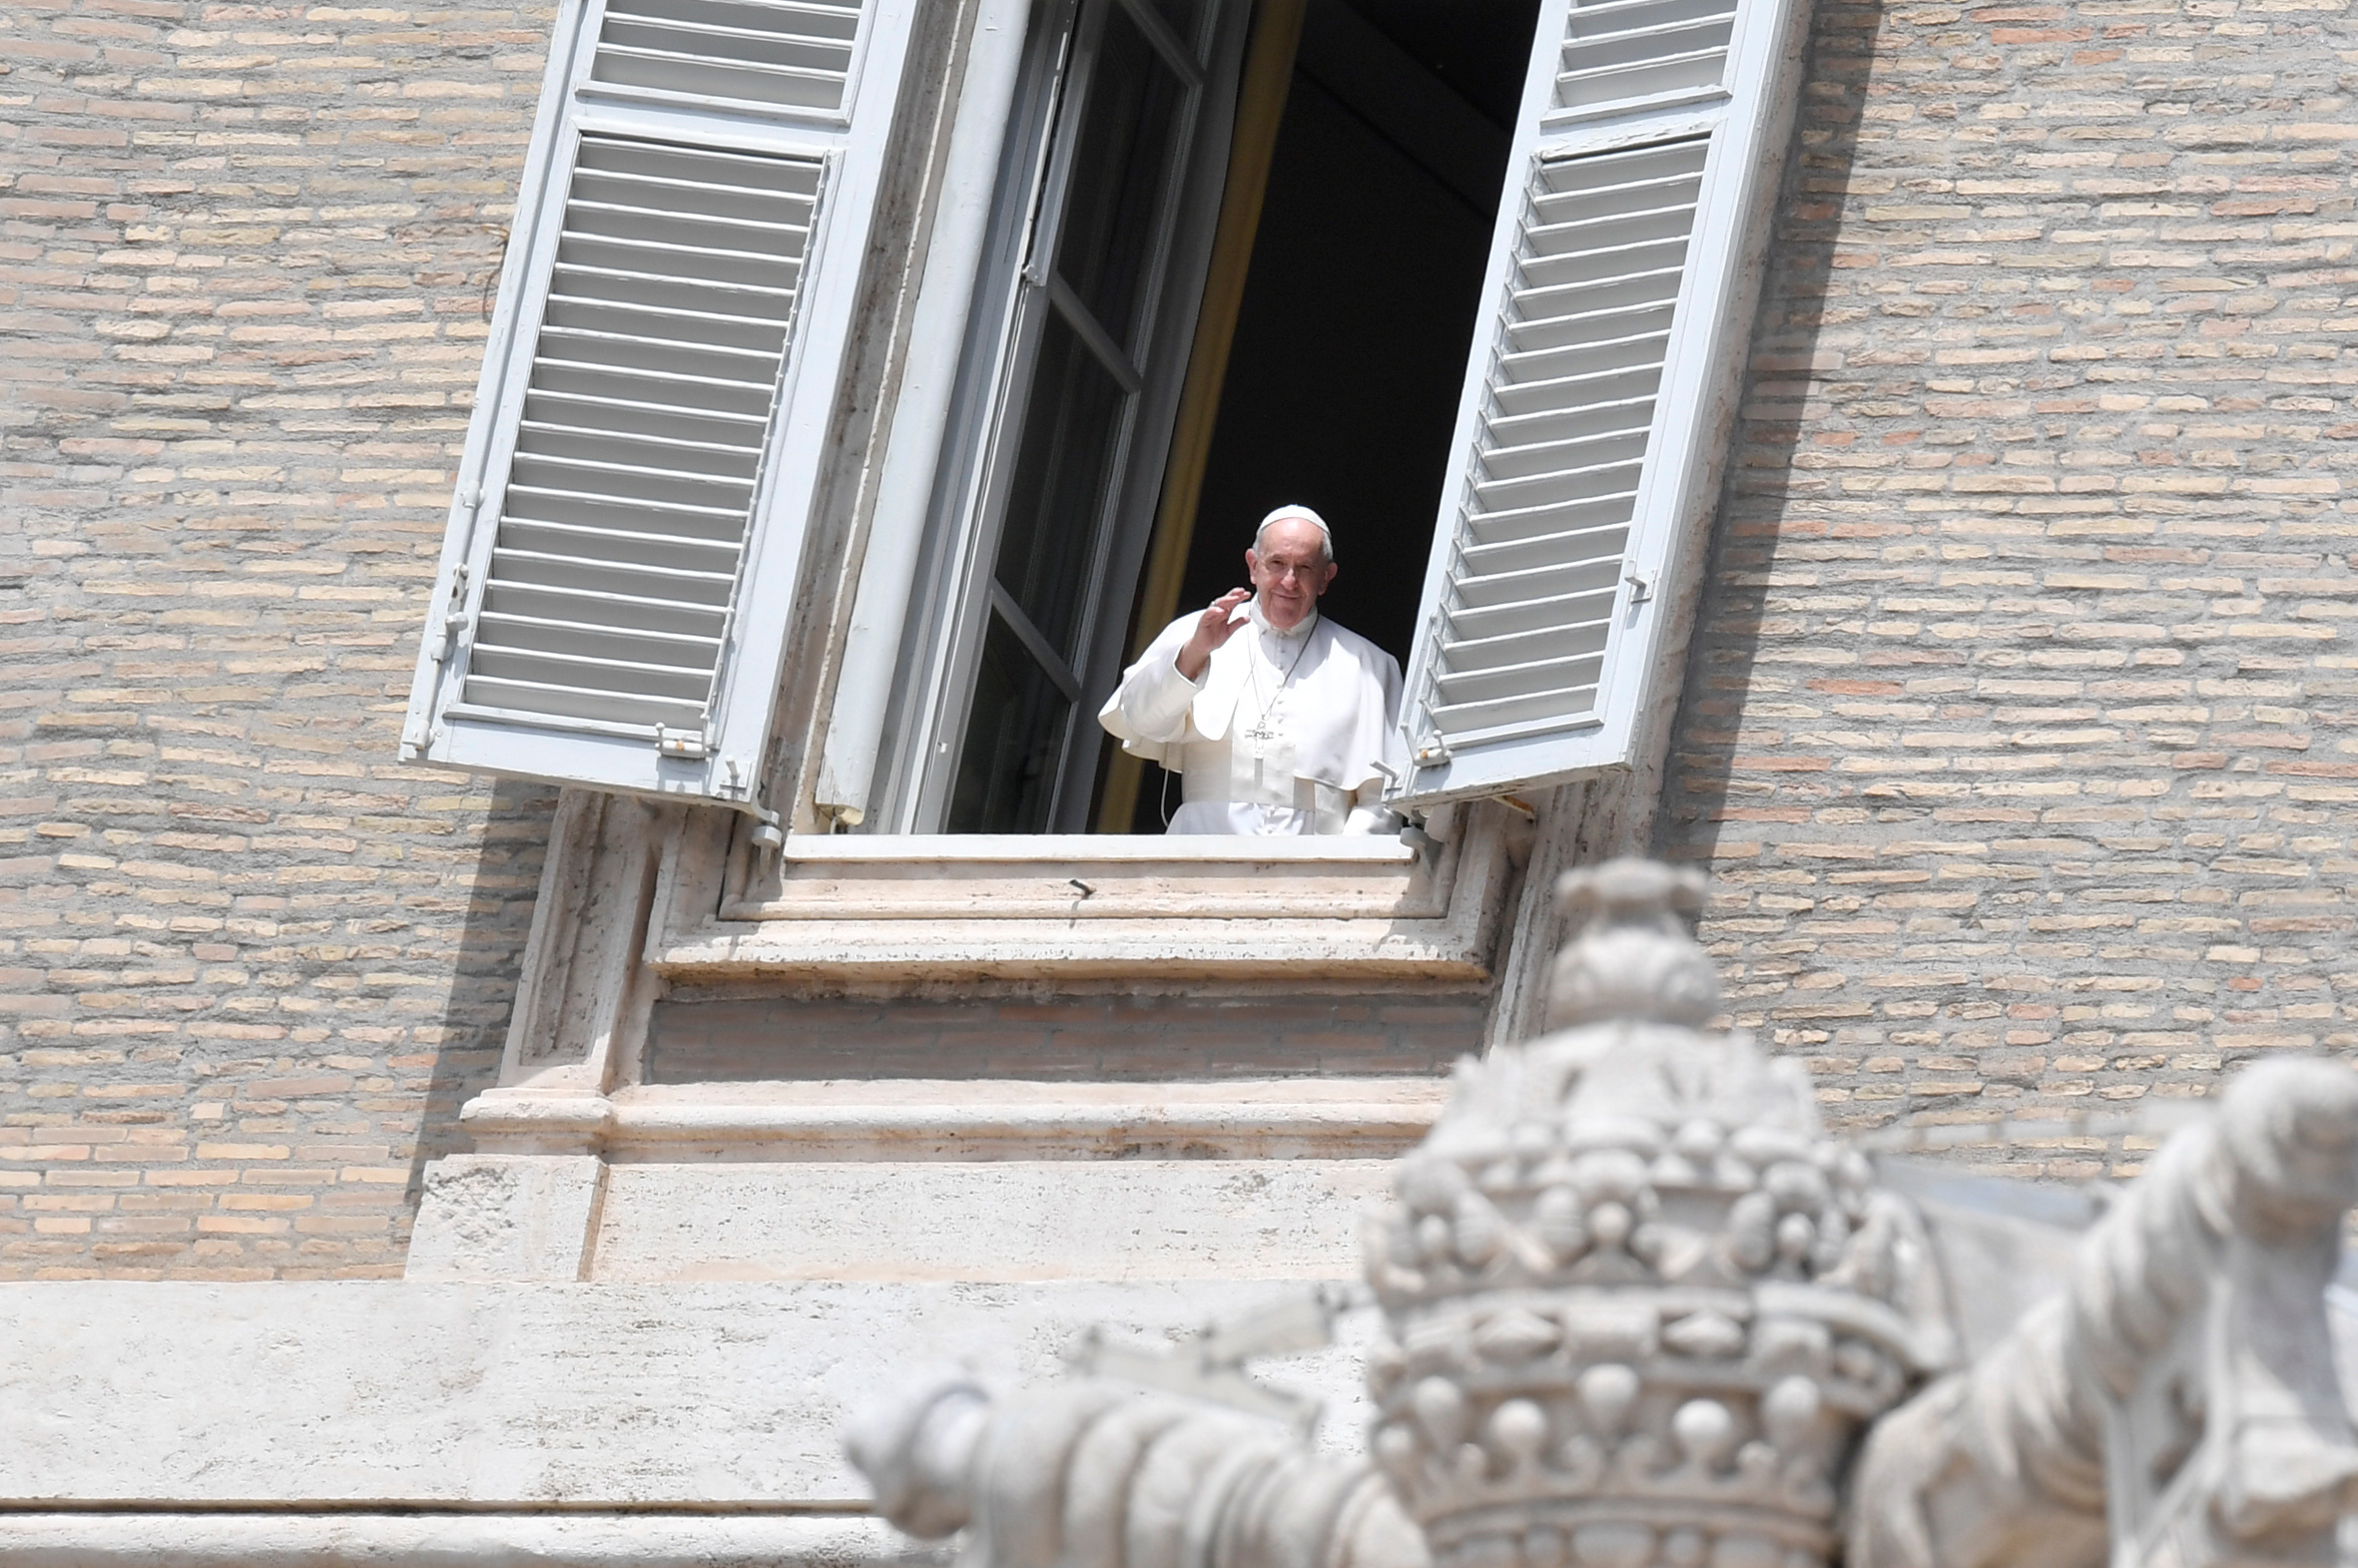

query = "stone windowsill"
[651, 802, 1525, 983]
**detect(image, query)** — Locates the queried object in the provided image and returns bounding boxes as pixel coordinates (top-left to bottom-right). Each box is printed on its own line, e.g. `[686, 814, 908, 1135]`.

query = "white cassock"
[1098, 599, 1405, 834]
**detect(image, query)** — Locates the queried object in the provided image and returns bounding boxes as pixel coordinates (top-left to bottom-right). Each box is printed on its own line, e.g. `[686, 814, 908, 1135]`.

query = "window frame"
[406, 0, 1813, 863]
[854, 0, 1253, 834]
[817, 0, 1809, 837]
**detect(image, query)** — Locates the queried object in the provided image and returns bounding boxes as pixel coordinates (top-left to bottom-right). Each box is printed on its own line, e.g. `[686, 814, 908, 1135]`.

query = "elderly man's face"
[1246, 518, 1338, 631]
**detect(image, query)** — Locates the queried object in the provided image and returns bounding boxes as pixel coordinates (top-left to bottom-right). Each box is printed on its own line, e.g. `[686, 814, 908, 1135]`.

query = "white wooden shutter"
[1392, 0, 1806, 805]
[400, 0, 920, 807]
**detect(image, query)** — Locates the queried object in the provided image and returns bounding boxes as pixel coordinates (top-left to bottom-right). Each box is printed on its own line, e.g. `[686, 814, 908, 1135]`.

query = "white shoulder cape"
[1098, 610, 1405, 793]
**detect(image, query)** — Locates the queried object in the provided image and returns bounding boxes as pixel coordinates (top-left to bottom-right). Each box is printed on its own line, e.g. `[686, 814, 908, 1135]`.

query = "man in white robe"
[1098, 505, 1404, 834]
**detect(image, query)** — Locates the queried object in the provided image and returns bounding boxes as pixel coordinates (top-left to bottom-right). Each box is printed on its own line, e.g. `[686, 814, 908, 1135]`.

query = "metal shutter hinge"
[749, 806, 785, 854]
[1625, 572, 1654, 605]
[426, 564, 470, 664]
[1414, 740, 1451, 767]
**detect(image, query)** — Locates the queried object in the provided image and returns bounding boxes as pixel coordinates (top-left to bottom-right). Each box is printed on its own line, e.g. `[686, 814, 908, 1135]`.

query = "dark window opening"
[1105, 0, 1539, 831]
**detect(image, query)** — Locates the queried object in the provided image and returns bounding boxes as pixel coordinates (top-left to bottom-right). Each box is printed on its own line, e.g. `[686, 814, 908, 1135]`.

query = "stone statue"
[1849, 1056, 2358, 1568]
[847, 860, 2358, 1568]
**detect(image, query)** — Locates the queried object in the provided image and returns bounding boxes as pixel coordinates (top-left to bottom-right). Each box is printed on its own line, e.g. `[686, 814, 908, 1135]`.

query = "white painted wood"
[814, 0, 1034, 821]
[887, 0, 1254, 833]
[1394, 0, 1810, 806]
[401, 0, 922, 808]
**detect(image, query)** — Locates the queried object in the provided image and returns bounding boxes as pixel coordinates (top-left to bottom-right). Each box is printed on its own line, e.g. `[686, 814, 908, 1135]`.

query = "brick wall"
[0, 0, 557, 1277]
[12, 0, 2356, 1276]
[1662, 0, 2358, 1173]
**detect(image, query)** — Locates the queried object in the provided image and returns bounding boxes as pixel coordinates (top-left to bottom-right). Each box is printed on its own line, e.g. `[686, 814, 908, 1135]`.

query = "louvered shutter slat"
[480, 582, 727, 639]
[503, 490, 750, 539]
[486, 548, 736, 598]
[498, 517, 746, 564]
[1461, 521, 1631, 578]
[462, 678, 711, 730]
[1553, 0, 1739, 116]
[524, 387, 768, 434]
[412, 0, 894, 779]
[1417, 140, 1696, 755]
[589, 0, 861, 112]
[525, 363, 778, 417]
[1396, 0, 1806, 802]
[476, 611, 723, 657]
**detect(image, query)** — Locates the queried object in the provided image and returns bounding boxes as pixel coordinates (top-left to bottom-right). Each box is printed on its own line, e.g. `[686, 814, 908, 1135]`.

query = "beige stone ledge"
[460, 1077, 1455, 1160]
[733, 832, 1434, 920]
[0, 1512, 943, 1568]
[408, 1150, 1398, 1284]
[655, 806, 1521, 983]
[0, 1280, 1375, 1511]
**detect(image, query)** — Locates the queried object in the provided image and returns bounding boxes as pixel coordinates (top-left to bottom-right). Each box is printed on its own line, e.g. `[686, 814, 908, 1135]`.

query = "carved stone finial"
[1364, 858, 1950, 1568]
[1545, 859, 1718, 1030]
[844, 1371, 989, 1540]
[844, 859, 2358, 1568]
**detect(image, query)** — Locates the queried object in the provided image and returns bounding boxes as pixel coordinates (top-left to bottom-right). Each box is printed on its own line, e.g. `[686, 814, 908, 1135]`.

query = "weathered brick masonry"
[0, 0, 557, 1277]
[1663, 0, 2358, 1171]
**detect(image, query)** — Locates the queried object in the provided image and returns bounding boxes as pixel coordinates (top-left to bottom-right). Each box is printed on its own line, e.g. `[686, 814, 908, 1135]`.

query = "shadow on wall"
[399, 777, 560, 1229]
[1651, 0, 1884, 863]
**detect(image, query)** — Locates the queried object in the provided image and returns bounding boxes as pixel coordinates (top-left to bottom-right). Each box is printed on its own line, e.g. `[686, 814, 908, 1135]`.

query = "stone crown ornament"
[846, 859, 2358, 1568]
[1364, 860, 1952, 1568]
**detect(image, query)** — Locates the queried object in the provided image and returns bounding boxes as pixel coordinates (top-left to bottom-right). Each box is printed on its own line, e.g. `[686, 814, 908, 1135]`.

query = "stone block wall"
[644, 989, 1485, 1084]
[1663, 0, 2358, 1172]
[0, 0, 558, 1277]
[10, 0, 2358, 1278]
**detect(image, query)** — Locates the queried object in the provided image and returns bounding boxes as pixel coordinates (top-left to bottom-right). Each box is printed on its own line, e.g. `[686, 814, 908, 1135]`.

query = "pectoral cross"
[1242, 718, 1279, 792]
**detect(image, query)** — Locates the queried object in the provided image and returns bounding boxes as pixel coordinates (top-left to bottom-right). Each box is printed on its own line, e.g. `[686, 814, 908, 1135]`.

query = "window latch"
[1625, 571, 1654, 605]
[655, 725, 711, 759]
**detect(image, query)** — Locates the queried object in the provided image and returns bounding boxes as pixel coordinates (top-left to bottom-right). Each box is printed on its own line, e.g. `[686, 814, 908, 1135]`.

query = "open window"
[822, 0, 1805, 832]
[404, 0, 1808, 842]
[881, 0, 1259, 833]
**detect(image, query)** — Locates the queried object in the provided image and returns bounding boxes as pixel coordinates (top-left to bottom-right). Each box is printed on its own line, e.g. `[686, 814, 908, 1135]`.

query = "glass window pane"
[947, 613, 1070, 832]
[1141, 0, 1204, 54]
[993, 308, 1128, 663]
[1052, 2, 1186, 351]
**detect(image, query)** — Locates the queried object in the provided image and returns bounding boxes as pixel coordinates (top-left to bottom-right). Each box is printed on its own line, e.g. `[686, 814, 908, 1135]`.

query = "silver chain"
[1243, 610, 1318, 742]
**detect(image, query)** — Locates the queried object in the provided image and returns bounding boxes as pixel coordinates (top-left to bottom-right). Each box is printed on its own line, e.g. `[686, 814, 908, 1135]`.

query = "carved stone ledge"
[650, 804, 1523, 984]
[459, 1078, 1454, 1161]
[0, 1514, 947, 1568]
